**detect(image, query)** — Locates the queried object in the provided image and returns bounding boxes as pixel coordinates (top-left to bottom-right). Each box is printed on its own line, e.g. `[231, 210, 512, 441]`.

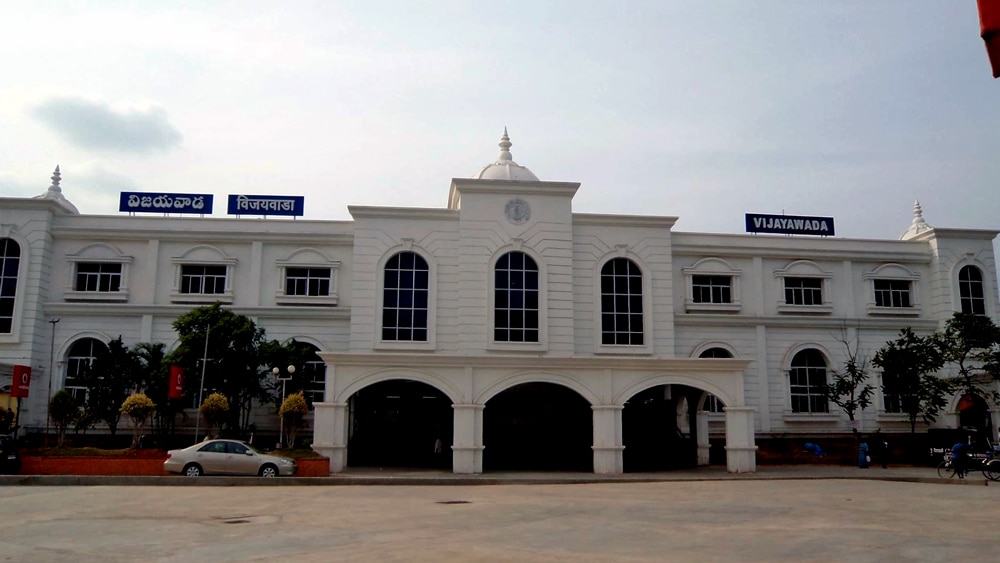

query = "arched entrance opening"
[483, 382, 593, 471]
[623, 384, 703, 472]
[346, 379, 453, 470]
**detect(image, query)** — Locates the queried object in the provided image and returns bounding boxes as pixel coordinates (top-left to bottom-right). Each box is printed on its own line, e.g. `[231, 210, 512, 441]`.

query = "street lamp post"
[272, 365, 295, 448]
[193, 325, 210, 443]
[45, 318, 60, 445]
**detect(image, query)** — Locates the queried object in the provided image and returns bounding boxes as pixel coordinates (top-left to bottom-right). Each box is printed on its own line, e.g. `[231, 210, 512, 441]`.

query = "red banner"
[168, 366, 185, 399]
[979, 0, 1000, 78]
[11, 364, 31, 398]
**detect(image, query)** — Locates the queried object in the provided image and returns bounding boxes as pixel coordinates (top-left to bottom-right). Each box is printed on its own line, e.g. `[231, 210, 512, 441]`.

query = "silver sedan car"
[164, 439, 297, 477]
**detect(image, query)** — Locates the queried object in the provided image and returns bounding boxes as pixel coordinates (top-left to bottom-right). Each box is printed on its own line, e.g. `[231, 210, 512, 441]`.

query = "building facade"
[1, 133, 998, 474]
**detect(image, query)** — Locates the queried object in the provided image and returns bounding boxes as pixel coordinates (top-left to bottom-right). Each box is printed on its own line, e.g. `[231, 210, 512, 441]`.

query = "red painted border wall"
[19, 456, 330, 477]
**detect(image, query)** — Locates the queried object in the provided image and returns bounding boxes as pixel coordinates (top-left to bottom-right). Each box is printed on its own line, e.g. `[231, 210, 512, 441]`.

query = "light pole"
[193, 324, 210, 443]
[272, 365, 295, 448]
[45, 318, 60, 445]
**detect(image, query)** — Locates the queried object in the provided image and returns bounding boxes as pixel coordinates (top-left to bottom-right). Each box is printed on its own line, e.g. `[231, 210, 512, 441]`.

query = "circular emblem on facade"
[504, 198, 531, 225]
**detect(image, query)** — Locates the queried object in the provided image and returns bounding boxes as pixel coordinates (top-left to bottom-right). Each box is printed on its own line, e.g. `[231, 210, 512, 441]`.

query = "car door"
[194, 441, 230, 474]
[226, 441, 258, 475]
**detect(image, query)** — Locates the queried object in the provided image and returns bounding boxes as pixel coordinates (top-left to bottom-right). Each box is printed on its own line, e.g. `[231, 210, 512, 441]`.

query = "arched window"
[494, 251, 539, 343]
[0, 239, 21, 334]
[382, 251, 429, 341]
[789, 349, 828, 413]
[64, 338, 109, 403]
[958, 266, 986, 315]
[299, 343, 326, 405]
[600, 258, 643, 345]
[699, 347, 732, 412]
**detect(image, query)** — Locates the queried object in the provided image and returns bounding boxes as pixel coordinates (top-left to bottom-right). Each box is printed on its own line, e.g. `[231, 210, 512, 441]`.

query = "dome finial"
[497, 128, 512, 162]
[900, 199, 932, 239]
[50, 165, 62, 193]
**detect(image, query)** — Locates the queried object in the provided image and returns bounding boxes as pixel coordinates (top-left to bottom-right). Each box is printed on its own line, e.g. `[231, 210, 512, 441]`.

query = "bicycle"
[936, 447, 1000, 481]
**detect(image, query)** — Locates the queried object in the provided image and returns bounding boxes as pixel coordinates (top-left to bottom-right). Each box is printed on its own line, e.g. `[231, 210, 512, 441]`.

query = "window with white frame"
[873, 279, 911, 308]
[789, 349, 829, 413]
[774, 261, 833, 314]
[864, 264, 920, 315]
[181, 265, 227, 295]
[64, 338, 109, 404]
[276, 250, 339, 306]
[285, 267, 331, 297]
[600, 258, 644, 346]
[0, 239, 20, 334]
[683, 258, 741, 313]
[494, 251, 539, 343]
[958, 265, 986, 315]
[784, 277, 823, 306]
[75, 263, 122, 292]
[699, 347, 732, 413]
[382, 251, 429, 342]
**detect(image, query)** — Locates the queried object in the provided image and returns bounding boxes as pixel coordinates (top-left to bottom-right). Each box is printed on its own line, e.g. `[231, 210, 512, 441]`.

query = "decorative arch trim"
[475, 371, 599, 406]
[336, 368, 463, 405]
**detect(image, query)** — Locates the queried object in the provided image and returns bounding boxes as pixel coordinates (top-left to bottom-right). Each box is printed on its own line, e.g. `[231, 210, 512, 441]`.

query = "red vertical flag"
[168, 366, 185, 399]
[979, 0, 1000, 78]
[10, 364, 31, 398]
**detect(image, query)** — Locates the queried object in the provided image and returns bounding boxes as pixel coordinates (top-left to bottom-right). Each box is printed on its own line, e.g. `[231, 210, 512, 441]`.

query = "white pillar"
[696, 409, 711, 466]
[311, 401, 348, 473]
[592, 405, 623, 474]
[724, 406, 757, 473]
[452, 403, 484, 474]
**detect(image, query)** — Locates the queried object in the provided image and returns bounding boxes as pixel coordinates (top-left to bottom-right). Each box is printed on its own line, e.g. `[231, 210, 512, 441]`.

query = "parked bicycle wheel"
[937, 460, 959, 479]
[984, 459, 1000, 482]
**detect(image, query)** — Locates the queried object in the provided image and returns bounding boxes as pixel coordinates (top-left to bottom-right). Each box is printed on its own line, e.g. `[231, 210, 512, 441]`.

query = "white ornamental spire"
[497, 127, 513, 162]
[900, 199, 931, 239]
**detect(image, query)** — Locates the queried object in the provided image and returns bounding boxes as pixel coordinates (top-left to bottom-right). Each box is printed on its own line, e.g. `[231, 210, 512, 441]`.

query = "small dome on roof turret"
[33, 166, 79, 214]
[472, 128, 540, 182]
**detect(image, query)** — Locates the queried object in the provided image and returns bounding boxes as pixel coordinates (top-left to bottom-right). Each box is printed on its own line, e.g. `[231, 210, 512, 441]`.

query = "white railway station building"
[1, 131, 997, 474]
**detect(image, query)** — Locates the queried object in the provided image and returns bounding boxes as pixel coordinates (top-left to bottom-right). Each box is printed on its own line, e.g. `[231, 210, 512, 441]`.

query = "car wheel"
[259, 464, 279, 478]
[183, 463, 203, 477]
[984, 459, 1000, 482]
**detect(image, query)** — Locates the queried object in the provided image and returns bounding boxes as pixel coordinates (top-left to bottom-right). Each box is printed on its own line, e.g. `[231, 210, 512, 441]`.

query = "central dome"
[472, 128, 540, 182]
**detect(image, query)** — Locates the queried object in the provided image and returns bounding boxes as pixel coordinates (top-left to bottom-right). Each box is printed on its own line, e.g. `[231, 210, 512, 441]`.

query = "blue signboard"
[227, 195, 304, 217]
[745, 213, 835, 236]
[119, 192, 213, 214]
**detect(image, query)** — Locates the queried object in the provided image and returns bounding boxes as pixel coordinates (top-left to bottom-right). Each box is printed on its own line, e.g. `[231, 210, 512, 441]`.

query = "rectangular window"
[180, 265, 227, 295]
[692, 275, 732, 304]
[873, 280, 911, 308]
[285, 267, 331, 297]
[75, 263, 123, 292]
[784, 277, 822, 306]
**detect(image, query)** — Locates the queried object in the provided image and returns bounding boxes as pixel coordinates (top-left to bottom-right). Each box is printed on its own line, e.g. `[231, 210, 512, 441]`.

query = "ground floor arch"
[345, 379, 453, 470]
[483, 382, 593, 471]
[622, 384, 705, 472]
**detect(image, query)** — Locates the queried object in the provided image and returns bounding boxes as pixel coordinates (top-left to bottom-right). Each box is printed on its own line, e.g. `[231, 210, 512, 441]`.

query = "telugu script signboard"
[745, 213, 835, 236]
[227, 195, 304, 217]
[119, 192, 214, 214]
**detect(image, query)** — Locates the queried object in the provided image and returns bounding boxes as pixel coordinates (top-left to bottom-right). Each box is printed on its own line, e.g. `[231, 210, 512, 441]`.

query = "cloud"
[32, 97, 182, 153]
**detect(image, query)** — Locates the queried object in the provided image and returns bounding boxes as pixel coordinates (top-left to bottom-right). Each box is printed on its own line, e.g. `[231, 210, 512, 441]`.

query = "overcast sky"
[2, 2, 997, 257]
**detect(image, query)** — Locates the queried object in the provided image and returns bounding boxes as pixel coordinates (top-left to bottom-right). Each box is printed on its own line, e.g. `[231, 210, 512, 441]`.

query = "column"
[592, 405, 623, 474]
[452, 403, 484, 474]
[311, 401, 348, 473]
[724, 406, 758, 473]
[696, 409, 710, 466]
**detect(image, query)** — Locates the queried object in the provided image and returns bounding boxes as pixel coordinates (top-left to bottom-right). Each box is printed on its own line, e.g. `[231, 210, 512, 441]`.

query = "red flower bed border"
[19, 455, 330, 477]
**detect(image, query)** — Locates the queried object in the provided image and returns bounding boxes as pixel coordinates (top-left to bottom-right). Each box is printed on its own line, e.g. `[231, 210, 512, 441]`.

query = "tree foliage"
[820, 330, 875, 428]
[169, 303, 276, 437]
[873, 328, 949, 433]
[77, 336, 141, 436]
[49, 390, 79, 447]
[199, 392, 229, 439]
[120, 393, 156, 448]
[934, 313, 1000, 402]
[279, 392, 309, 448]
[132, 342, 179, 437]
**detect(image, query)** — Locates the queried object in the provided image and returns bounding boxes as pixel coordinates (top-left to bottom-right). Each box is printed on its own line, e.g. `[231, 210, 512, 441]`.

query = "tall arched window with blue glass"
[494, 251, 539, 343]
[382, 251, 429, 341]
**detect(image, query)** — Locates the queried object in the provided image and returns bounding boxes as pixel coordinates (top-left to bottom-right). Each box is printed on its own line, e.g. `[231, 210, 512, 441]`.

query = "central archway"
[622, 384, 702, 472]
[346, 379, 453, 469]
[483, 382, 593, 471]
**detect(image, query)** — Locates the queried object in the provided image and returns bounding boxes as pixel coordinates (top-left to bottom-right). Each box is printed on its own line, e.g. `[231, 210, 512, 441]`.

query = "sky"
[1, 1, 998, 258]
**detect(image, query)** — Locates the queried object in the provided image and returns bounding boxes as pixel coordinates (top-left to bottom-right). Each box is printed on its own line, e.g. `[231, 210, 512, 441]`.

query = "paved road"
[1, 476, 997, 562]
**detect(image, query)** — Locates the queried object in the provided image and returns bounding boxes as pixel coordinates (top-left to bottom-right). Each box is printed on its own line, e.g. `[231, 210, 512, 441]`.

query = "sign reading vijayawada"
[119, 192, 214, 214]
[745, 213, 835, 236]
[227, 195, 304, 217]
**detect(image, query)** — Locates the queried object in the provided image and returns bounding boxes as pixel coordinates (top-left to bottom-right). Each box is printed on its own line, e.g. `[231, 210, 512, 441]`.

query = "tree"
[820, 330, 875, 432]
[132, 342, 178, 437]
[49, 390, 79, 447]
[169, 304, 277, 437]
[279, 392, 309, 448]
[0, 405, 13, 434]
[873, 328, 950, 433]
[934, 313, 1000, 403]
[77, 336, 141, 436]
[199, 393, 229, 439]
[120, 393, 156, 448]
